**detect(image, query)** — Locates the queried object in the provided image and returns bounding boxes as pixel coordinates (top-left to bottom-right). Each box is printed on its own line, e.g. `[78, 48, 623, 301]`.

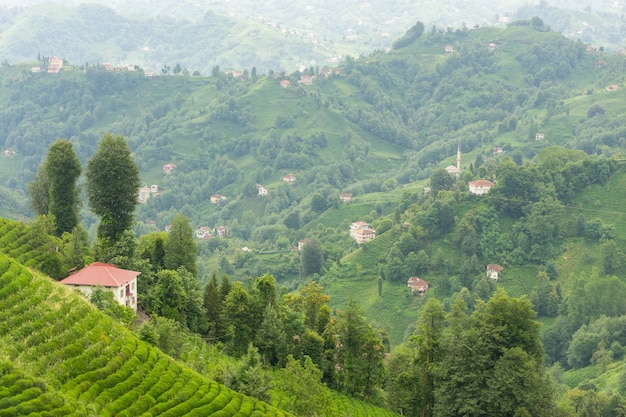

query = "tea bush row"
[0, 254, 293, 416]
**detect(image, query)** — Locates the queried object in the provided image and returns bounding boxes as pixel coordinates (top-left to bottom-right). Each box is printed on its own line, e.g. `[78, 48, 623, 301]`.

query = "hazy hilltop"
[1, 0, 625, 73]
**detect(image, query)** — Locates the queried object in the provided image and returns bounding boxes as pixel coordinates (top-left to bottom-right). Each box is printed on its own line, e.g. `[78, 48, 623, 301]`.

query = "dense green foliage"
[29, 139, 82, 236]
[86, 133, 140, 242]
[4, 21, 626, 416]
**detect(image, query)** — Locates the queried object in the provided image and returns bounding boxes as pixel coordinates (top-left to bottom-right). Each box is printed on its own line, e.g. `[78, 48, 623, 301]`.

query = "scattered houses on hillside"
[210, 194, 228, 204]
[350, 221, 376, 244]
[340, 193, 353, 203]
[194, 226, 212, 240]
[468, 179, 495, 195]
[215, 226, 229, 237]
[138, 184, 159, 204]
[162, 163, 177, 174]
[47, 56, 63, 73]
[59, 262, 140, 312]
[283, 173, 296, 183]
[445, 165, 460, 176]
[407, 276, 429, 295]
[487, 264, 504, 280]
[299, 75, 314, 85]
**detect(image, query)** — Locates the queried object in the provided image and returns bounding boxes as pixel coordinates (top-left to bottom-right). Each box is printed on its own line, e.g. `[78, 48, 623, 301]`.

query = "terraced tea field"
[0, 253, 292, 416]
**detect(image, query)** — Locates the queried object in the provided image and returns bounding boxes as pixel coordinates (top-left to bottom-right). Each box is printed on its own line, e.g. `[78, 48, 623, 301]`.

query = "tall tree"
[413, 298, 446, 417]
[86, 133, 140, 243]
[326, 299, 386, 400]
[300, 238, 324, 277]
[28, 166, 50, 217]
[163, 214, 198, 276]
[435, 289, 555, 417]
[203, 272, 223, 339]
[29, 139, 82, 236]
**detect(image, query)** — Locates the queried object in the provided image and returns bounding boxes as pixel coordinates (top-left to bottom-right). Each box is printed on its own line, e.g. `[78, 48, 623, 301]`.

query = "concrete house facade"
[60, 262, 140, 312]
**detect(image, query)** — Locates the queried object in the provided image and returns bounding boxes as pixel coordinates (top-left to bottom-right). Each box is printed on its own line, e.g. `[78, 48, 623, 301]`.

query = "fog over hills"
[1, 0, 624, 73]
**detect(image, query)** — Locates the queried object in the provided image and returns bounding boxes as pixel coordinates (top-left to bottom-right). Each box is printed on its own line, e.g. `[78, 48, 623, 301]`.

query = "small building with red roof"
[468, 179, 495, 195]
[407, 277, 429, 295]
[487, 264, 504, 280]
[60, 262, 140, 312]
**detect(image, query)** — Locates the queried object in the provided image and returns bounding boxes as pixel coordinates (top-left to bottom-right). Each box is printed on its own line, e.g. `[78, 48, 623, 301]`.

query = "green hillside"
[0, 253, 293, 416]
[4, 22, 626, 415]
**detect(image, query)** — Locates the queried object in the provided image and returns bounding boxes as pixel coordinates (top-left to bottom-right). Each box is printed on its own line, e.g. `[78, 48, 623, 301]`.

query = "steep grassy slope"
[0, 253, 292, 416]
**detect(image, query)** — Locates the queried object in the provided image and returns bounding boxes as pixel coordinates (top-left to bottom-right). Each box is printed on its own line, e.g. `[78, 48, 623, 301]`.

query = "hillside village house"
[445, 165, 460, 176]
[162, 163, 177, 174]
[194, 226, 212, 240]
[299, 75, 314, 85]
[340, 193, 353, 203]
[407, 276, 429, 295]
[257, 184, 268, 196]
[535, 133, 544, 141]
[487, 264, 504, 280]
[468, 179, 495, 195]
[210, 194, 228, 204]
[445, 45, 454, 53]
[60, 262, 140, 312]
[350, 221, 375, 244]
[298, 239, 308, 251]
[283, 173, 296, 183]
[47, 56, 63, 73]
[215, 226, 229, 237]
[280, 80, 291, 88]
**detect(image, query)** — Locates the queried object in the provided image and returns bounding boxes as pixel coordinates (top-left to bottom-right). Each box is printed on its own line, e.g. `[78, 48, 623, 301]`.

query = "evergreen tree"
[223, 282, 252, 355]
[29, 139, 82, 236]
[326, 300, 386, 400]
[277, 355, 331, 416]
[412, 298, 446, 417]
[255, 303, 286, 365]
[163, 214, 198, 276]
[227, 344, 272, 402]
[86, 134, 140, 242]
[27, 167, 50, 217]
[300, 238, 324, 277]
[203, 272, 223, 339]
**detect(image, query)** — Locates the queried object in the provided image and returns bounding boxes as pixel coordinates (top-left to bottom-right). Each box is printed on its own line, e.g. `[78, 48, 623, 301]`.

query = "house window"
[120, 288, 124, 298]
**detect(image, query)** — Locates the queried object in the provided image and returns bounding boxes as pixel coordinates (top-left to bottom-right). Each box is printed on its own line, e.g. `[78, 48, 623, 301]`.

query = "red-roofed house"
[162, 163, 177, 174]
[407, 277, 429, 295]
[280, 79, 291, 88]
[60, 262, 140, 312]
[487, 264, 504, 280]
[468, 179, 495, 195]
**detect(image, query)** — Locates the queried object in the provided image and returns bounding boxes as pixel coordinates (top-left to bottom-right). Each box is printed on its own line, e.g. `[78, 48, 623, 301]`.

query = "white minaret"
[456, 139, 461, 172]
